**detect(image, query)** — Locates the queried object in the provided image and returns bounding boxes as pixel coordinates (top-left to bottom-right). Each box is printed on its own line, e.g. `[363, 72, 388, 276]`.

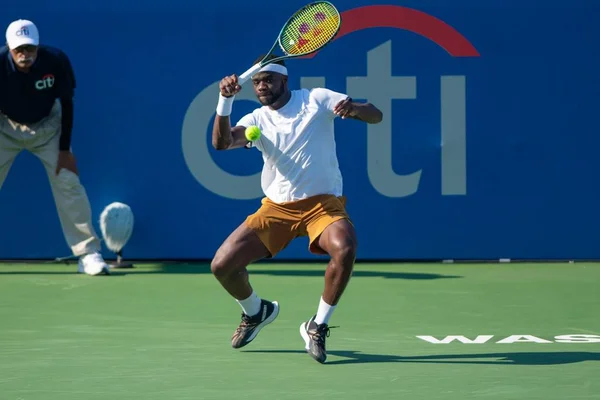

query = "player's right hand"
[220, 75, 242, 97]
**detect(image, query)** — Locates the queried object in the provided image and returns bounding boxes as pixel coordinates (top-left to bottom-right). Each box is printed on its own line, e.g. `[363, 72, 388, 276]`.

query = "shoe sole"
[77, 267, 110, 276]
[234, 301, 279, 348]
[77, 265, 111, 276]
[299, 322, 326, 364]
[300, 322, 311, 350]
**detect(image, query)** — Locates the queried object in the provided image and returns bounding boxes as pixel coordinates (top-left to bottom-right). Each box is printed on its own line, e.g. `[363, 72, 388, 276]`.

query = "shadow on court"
[247, 269, 461, 280]
[111, 263, 462, 280]
[243, 350, 600, 366]
[0, 263, 462, 280]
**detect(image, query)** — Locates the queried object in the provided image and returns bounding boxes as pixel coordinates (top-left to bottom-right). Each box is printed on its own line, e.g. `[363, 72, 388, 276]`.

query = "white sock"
[314, 297, 336, 325]
[236, 291, 262, 317]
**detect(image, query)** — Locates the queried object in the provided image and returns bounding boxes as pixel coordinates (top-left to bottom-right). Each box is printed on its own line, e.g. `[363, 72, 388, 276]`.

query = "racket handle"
[238, 63, 263, 85]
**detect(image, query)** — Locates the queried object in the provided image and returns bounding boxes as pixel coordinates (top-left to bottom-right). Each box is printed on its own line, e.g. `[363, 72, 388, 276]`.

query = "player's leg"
[28, 103, 107, 275]
[315, 218, 357, 309]
[212, 198, 297, 349]
[301, 195, 357, 363]
[211, 222, 271, 301]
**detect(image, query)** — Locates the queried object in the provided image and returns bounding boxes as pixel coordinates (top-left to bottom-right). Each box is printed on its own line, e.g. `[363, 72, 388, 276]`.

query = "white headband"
[254, 63, 288, 76]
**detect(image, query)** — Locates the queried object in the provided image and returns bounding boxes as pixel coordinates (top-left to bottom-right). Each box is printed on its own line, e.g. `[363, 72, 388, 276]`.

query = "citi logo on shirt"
[35, 74, 55, 90]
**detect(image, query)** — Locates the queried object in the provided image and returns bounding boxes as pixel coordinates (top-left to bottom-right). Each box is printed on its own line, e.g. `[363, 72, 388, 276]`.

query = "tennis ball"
[245, 125, 261, 141]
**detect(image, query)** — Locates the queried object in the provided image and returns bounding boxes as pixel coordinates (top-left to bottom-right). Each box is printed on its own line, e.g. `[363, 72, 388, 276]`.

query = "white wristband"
[216, 94, 234, 116]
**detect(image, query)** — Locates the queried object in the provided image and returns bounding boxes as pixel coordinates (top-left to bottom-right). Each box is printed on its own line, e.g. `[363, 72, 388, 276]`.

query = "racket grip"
[237, 63, 263, 85]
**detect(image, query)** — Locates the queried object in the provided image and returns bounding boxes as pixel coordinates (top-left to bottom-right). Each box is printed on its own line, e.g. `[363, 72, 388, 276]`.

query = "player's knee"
[329, 236, 357, 266]
[210, 248, 239, 279]
[210, 253, 229, 279]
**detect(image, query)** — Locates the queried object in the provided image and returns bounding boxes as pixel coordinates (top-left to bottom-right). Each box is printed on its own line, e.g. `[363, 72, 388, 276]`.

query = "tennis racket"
[236, 1, 341, 85]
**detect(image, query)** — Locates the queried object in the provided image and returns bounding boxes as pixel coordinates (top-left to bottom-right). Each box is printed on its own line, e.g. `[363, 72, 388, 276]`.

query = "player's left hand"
[333, 97, 356, 119]
[56, 151, 78, 176]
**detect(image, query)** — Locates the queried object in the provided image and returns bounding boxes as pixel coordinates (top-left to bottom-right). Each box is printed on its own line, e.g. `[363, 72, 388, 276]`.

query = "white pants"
[0, 101, 101, 256]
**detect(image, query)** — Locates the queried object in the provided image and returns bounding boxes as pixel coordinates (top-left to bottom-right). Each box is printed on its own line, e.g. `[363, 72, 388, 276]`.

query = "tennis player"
[210, 55, 382, 364]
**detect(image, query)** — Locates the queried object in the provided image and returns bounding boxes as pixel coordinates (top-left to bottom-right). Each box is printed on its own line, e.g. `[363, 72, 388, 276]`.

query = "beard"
[258, 89, 283, 106]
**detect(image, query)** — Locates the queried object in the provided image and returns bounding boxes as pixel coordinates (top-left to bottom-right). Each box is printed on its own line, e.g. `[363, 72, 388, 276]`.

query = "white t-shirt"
[236, 88, 349, 203]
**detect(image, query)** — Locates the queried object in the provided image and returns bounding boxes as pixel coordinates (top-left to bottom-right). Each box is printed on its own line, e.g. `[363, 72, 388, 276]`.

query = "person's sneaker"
[300, 315, 332, 364]
[231, 299, 279, 349]
[77, 252, 110, 276]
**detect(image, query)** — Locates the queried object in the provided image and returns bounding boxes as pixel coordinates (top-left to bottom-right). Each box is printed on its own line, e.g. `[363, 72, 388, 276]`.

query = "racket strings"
[280, 3, 340, 55]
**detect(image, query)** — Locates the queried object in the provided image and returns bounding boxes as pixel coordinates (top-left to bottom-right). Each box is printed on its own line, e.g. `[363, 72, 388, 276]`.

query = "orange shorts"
[244, 194, 351, 257]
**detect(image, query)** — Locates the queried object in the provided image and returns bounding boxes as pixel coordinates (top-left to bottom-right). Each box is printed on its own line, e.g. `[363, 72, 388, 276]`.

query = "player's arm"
[212, 116, 250, 150]
[312, 88, 383, 124]
[212, 74, 250, 150]
[333, 97, 383, 124]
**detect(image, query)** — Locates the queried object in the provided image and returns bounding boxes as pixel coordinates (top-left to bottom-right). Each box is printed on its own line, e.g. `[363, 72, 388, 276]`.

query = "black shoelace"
[236, 313, 260, 332]
[312, 324, 337, 347]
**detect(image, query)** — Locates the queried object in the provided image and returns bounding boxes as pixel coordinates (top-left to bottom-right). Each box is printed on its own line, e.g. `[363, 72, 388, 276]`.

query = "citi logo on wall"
[182, 4, 480, 200]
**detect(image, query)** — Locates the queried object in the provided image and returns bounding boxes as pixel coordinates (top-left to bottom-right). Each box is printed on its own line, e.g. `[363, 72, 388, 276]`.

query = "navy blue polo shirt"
[0, 45, 75, 124]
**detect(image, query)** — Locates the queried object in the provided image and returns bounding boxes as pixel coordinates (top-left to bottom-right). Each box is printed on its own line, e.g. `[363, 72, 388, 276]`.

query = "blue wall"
[1, 0, 599, 260]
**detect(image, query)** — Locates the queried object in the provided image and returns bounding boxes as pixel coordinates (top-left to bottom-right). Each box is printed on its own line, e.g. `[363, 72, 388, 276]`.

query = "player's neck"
[268, 91, 291, 111]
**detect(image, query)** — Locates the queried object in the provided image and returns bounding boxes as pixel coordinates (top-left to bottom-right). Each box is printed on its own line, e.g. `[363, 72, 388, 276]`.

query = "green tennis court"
[1, 262, 598, 399]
